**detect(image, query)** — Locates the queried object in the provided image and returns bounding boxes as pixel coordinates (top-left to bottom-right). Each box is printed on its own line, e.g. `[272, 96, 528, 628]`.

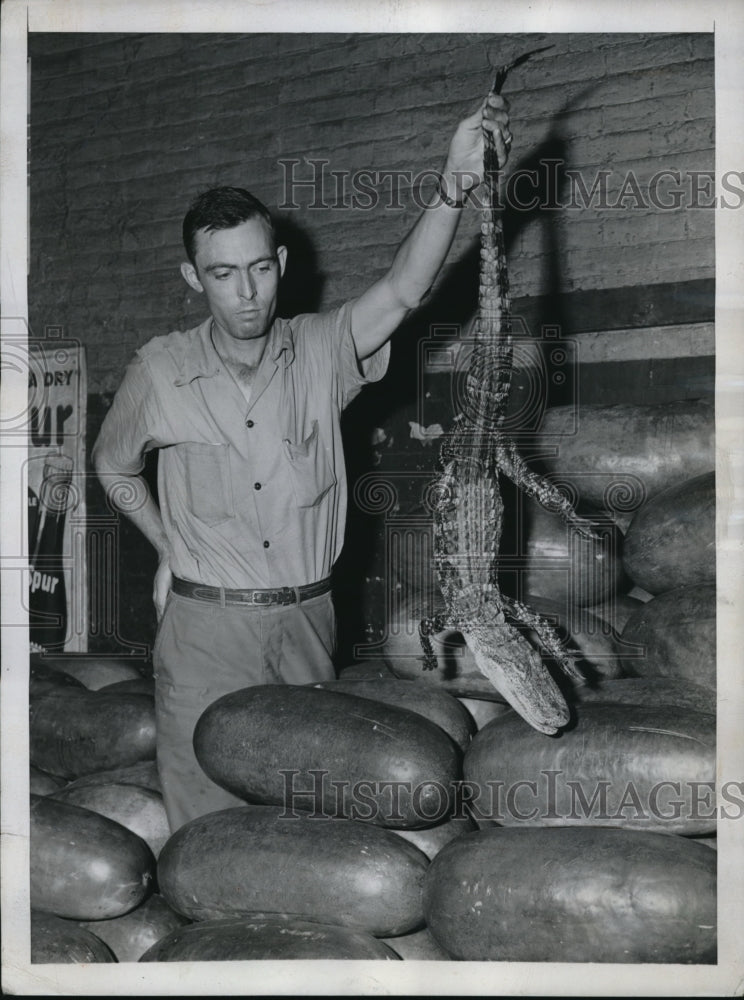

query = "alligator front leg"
[497, 439, 599, 541]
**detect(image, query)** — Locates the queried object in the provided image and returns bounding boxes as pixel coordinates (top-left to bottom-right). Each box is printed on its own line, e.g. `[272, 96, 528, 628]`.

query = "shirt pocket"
[283, 420, 337, 508]
[181, 442, 235, 526]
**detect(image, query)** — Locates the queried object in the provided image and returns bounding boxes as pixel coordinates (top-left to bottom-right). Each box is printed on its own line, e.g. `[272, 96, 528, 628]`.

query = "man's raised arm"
[350, 92, 511, 361]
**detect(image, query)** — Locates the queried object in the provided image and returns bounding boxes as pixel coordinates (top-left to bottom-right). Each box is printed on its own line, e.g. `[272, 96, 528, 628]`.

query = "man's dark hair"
[182, 187, 276, 267]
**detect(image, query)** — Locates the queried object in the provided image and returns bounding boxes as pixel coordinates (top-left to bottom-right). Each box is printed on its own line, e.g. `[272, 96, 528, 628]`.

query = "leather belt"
[171, 575, 332, 608]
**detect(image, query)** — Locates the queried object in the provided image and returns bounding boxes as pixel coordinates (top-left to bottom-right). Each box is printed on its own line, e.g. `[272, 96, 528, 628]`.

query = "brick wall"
[27, 31, 715, 656]
[30, 31, 714, 390]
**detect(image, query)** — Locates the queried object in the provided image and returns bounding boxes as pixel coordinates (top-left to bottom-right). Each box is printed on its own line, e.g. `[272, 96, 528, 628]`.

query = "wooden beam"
[511, 277, 714, 337]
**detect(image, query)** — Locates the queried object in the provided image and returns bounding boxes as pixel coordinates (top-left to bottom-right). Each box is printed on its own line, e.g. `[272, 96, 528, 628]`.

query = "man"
[93, 93, 512, 831]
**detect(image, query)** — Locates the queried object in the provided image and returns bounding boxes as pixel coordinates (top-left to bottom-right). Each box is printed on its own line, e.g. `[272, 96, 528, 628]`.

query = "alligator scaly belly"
[420, 50, 595, 735]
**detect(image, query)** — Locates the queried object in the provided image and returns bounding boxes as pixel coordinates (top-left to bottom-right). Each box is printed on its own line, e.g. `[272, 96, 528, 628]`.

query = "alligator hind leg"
[418, 611, 480, 671]
[418, 613, 448, 670]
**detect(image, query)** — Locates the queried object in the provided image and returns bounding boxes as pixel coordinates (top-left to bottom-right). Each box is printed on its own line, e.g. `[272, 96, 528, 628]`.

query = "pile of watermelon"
[28, 397, 718, 963]
[29, 655, 184, 963]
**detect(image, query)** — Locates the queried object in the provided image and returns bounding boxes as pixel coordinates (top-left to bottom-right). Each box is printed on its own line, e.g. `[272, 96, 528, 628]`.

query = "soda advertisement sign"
[25, 340, 87, 652]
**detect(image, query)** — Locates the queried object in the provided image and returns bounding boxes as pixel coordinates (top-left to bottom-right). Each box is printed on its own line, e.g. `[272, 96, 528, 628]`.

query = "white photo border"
[2, 0, 742, 995]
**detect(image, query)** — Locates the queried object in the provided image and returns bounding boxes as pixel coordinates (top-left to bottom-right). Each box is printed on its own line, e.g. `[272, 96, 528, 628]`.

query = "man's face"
[181, 217, 287, 343]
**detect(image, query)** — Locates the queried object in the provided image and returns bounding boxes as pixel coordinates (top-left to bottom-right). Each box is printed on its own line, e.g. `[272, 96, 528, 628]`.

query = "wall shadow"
[274, 213, 326, 318]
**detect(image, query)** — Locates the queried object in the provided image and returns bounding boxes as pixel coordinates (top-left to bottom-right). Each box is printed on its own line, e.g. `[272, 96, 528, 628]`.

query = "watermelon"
[31, 910, 116, 964]
[423, 826, 716, 962]
[381, 593, 507, 700]
[463, 703, 716, 835]
[98, 677, 156, 697]
[30, 658, 85, 699]
[531, 398, 714, 510]
[314, 677, 475, 751]
[30, 687, 156, 779]
[29, 766, 67, 796]
[31, 794, 155, 920]
[521, 496, 624, 608]
[620, 583, 716, 690]
[338, 662, 397, 680]
[622, 472, 715, 594]
[392, 814, 474, 861]
[382, 926, 452, 961]
[33, 655, 149, 690]
[193, 684, 460, 828]
[390, 654, 508, 701]
[586, 591, 647, 633]
[139, 915, 400, 961]
[61, 760, 161, 794]
[78, 894, 190, 963]
[51, 782, 170, 857]
[157, 805, 428, 936]
[690, 833, 717, 850]
[572, 677, 716, 715]
[523, 593, 625, 680]
[457, 697, 512, 730]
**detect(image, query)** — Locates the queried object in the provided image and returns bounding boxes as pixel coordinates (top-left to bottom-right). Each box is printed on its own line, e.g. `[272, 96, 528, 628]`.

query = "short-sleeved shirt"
[92, 303, 389, 589]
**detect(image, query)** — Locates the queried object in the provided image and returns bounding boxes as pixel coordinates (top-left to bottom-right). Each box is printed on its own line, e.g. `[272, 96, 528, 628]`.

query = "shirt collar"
[172, 318, 220, 385]
[173, 316, 295, 386]
[269, 317, 295, 368]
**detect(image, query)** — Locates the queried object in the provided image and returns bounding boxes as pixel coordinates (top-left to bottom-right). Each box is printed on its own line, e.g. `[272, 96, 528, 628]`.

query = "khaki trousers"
[152, 589, 336, 833]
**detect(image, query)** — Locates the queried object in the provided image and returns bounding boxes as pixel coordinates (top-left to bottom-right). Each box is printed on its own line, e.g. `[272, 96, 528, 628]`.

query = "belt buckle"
[250, 590, 273, 606]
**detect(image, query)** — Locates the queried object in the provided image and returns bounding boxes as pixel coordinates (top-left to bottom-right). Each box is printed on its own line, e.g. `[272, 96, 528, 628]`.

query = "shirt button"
[254, 482, 261, 491]
[263, 540, 270, 548]
[246, 419, 254, 428]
